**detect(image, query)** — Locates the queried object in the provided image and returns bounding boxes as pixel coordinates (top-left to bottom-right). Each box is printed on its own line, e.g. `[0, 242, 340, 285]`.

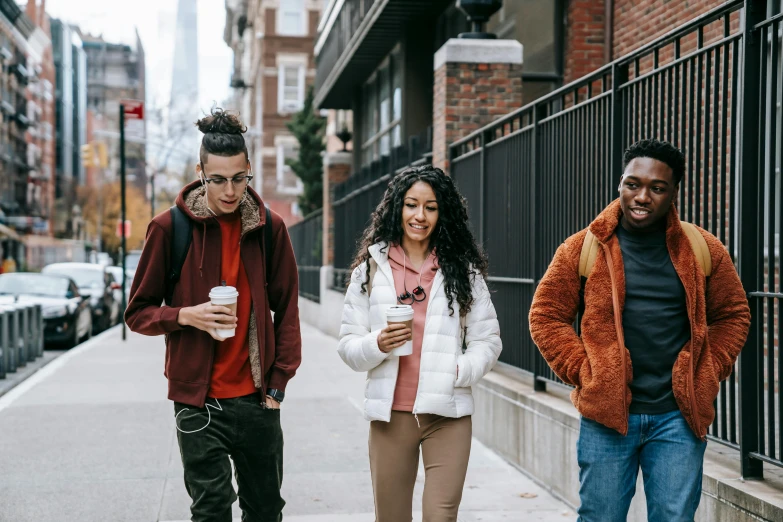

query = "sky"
[45, 0, 232, 113]
[43, 0, 233, 170]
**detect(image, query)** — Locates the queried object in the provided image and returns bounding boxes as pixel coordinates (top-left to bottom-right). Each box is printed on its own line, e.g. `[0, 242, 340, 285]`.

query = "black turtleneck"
[616, 223, 690, 415]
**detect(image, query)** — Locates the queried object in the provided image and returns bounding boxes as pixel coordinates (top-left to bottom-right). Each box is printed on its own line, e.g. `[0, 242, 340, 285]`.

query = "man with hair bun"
[126, 108, 301, 522]
[529, 139, 749, 521]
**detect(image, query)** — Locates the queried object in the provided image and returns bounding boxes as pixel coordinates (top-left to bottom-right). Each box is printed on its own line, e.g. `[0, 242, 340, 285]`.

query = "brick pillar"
[322, 151, 352, 266]
[432, 39, 523, 172]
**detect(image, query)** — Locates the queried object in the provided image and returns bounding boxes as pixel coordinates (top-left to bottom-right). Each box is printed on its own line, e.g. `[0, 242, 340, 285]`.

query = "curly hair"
[623, 139, 686, 185]
[195, 107, 248, 164]
[350, 165, 488, 317]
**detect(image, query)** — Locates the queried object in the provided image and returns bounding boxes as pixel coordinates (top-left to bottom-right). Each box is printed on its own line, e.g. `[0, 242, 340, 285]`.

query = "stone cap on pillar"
[434, 38, 523, 70]
[323, 151, 353, 167]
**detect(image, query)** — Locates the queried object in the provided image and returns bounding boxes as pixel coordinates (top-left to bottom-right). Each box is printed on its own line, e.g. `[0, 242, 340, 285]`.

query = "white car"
[106, 266, 132, 305]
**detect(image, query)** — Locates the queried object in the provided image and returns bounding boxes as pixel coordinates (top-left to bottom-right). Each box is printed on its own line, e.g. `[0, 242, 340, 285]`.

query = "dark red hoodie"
[125, 181, 301, 407]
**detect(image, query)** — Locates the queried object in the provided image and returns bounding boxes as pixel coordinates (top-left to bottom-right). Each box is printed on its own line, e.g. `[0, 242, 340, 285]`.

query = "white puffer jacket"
[338, 243, 502, 422]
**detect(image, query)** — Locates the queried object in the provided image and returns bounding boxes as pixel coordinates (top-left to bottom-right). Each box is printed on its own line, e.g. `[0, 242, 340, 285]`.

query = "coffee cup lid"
[386, 305, 413, 317]
[209, 286, 238, 299]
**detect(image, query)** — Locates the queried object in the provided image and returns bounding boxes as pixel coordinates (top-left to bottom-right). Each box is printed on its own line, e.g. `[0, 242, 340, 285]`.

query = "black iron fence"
[289, 209, 323, 303]
[450, 0, 782, 478]
[331, 128, 433, 290]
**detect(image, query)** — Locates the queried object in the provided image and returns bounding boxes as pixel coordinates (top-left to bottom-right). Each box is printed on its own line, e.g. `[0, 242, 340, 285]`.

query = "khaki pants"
[369, 411, 472, 522]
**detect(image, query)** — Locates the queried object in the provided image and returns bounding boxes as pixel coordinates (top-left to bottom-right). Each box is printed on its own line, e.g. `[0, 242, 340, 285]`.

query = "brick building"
[223, 0, 323, 224]
[314, 0, 744, 174]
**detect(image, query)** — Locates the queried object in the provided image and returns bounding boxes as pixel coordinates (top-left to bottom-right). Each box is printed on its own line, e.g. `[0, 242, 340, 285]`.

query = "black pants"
[174, 394, 284, 522]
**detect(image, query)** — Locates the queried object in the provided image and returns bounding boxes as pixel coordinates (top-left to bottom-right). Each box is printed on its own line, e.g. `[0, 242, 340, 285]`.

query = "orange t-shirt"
[208, 212, 257, 399]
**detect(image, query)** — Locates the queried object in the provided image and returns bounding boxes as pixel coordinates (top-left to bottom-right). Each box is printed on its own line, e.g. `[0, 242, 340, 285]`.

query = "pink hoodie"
[388, 244, 439, 411]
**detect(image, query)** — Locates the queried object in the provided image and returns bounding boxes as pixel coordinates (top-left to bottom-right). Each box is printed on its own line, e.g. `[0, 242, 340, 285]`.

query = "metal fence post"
[479, 129, 490, 248]
[531, 103, 547, 392]
[610, 62, 629, 189]
[737, 0, 767, 481]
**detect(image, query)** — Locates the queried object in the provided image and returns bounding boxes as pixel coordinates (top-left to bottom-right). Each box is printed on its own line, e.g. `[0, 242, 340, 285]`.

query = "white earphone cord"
[175, 398, 222, 434]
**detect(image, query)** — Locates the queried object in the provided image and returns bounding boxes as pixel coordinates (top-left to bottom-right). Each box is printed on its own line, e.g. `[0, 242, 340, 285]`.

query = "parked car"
[106, 266, 132, 306]
[42, 263, 120, 332]
[0, 272, 92, 348]
[124, 250, 142, 282]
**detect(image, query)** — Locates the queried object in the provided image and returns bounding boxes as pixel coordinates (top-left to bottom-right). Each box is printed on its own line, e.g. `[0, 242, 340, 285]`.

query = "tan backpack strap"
[680, 222, 712, 277]
[367, 259, 378, 297]
[578, 230, 600, 279]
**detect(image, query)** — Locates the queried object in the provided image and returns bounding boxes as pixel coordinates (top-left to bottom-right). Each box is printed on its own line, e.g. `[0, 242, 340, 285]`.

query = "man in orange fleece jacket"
[529, 139, 749, 521]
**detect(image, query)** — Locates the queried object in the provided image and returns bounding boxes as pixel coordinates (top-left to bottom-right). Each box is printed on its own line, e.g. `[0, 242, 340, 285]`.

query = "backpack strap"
[264, 205, 274, 280]
[166, 206, 193, 305]
[578, 222, 712, 280]
[367, 259, 378, 297]
[578, 229, 600, 279]
[680, 222, 712, 277]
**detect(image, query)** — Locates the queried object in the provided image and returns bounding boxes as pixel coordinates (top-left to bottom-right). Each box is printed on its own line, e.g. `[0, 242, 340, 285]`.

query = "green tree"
[286, 87, 326, 215]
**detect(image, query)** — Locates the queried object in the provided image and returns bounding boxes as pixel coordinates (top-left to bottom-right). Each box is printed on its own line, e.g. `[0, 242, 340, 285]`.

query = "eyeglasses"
[203, 175, 253, 187]
[203, 174, 254, 189]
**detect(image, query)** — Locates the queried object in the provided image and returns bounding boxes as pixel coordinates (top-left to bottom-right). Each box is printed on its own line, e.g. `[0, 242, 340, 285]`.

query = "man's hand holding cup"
[177, 286, 240, 341]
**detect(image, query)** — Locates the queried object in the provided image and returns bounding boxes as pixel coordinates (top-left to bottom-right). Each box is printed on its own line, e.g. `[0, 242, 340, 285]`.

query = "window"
[276, 139, 303, 195]
[361, 51, 402, 166]
[278, 64, 305, 113]
[278, 0, 306, 36]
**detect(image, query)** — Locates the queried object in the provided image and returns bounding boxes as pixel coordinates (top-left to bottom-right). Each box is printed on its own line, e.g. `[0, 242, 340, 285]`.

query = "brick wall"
[613, 0, 725, 57]
[564, 0, 607, 83]
[433, 62, 523, 171]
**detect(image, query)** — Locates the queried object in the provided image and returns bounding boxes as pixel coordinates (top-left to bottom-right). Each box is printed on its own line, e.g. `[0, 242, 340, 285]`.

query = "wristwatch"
[266, 388, 285, 403]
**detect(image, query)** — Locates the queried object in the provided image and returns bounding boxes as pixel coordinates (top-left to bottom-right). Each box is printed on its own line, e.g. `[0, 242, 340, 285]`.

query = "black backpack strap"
[166, 206, 193, 305]
[264, 205, 274, 280]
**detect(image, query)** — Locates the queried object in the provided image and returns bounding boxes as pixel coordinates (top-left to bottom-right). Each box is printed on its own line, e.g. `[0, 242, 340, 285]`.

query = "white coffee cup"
[209, 286, 239, 339]
[385, 305, 414, 356]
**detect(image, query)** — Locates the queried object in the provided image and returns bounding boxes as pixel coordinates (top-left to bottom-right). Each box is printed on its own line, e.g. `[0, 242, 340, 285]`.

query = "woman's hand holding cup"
[377, 323, 412, 353]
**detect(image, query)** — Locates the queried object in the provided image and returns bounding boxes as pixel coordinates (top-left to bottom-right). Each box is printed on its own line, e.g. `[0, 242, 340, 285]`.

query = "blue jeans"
[576, 410, 707, 522]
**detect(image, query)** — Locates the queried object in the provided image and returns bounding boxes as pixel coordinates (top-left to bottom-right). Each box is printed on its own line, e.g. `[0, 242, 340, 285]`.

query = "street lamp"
[456, 0, 503, 39]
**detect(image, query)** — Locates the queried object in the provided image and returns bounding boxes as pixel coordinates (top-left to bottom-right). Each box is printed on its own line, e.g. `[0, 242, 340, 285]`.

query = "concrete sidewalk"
[0, 323, 574, 522]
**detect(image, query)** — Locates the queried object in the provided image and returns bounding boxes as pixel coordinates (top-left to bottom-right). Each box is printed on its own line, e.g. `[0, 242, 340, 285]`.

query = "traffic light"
[95, 142, 108, 168]
[80, 143, 95, 168]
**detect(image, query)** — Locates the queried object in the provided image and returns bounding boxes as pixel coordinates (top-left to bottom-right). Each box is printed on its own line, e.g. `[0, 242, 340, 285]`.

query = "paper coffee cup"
[209, 286, 239, 339]
[385, 305, 414, 356]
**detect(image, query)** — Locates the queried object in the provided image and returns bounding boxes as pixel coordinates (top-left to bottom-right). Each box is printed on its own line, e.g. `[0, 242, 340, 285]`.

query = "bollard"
[25, 304, 38, 362]
[34, 304, 44, 357]
[11, 305, 24, 370]
[0, 309, 7, 379]
[21, 304, 32, 364]
[3, 306, 19, 372]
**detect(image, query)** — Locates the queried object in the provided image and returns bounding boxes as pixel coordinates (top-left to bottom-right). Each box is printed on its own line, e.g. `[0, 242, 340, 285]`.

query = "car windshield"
[0, 274, 69, 297]
[125, 253, 141, 271]
[44, 266, 103, 288]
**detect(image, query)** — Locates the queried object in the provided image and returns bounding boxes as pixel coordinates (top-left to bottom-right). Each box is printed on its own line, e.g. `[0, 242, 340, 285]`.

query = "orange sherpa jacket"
[529, 200, 750, 439]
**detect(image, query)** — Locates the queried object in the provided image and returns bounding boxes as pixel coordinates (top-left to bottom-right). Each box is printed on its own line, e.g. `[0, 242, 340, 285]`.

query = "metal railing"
[289, 210, 323, 303]
[450, 0, 782, 478]
[331, 129, 434, 290]
[0, 304, 44, 379]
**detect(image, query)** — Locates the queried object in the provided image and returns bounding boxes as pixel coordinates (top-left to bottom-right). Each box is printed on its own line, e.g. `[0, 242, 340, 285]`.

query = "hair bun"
[195, 108, 247, 135]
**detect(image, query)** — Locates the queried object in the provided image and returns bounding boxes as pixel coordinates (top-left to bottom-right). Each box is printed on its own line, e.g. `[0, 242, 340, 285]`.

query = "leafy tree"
[76, 182, 149, 260]
[286, 87, 326, 215]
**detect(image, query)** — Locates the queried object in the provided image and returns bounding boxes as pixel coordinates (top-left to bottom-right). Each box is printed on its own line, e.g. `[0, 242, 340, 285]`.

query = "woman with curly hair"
[338, 165, 502, 521]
